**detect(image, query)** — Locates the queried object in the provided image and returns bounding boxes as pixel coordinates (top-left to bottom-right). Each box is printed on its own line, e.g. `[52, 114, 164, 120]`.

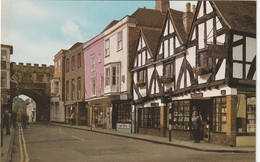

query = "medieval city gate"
[10, 62, 54, 122]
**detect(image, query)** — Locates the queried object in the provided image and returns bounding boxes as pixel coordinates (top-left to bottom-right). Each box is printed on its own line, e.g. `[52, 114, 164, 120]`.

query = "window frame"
[117, 31, 122, 51]
[71, 79, 75, 100]
[105, 39, 110, 56]
[77, 77, 81, 99]
[91, 78, 96, 97]
[117, 103, 131, 123]
[105, 67, 110, 86]
[66, 58, 70, 73]
[91, 56, 95, 72]
[212, 97, 227, 133]
[77, 53, 81, 68]
[71, 56, 75, 71]
[66, 80, 69, 101]
[138, 107, 160, 129]
[172, 100, 191, 130]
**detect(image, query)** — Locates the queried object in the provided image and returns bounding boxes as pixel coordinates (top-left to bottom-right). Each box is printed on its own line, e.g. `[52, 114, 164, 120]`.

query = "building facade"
[64, 43, 86, 125]
[1, 44, 13, 112]
[132, 1, 256, 147]
[26, 98, 36, 122]
[50, 49, 67, 123]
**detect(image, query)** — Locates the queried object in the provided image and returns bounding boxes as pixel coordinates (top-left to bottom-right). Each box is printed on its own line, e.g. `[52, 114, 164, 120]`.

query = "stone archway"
[10, 62, 54, 122]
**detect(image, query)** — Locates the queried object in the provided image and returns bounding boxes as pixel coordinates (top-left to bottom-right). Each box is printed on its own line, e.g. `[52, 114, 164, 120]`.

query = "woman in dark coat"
[192, 110, 202, 143]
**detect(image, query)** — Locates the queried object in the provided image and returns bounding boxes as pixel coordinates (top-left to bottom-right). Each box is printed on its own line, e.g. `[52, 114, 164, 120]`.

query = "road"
[12, 123, 255, 162]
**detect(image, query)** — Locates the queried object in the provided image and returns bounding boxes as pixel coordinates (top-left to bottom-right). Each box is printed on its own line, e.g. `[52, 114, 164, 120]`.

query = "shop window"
[247, 96, 256, 133]
[138, 107, 160, 129]
[118, 103, 131, 123]
[212, 97, 226, 132]
[172, 100, 190, 130]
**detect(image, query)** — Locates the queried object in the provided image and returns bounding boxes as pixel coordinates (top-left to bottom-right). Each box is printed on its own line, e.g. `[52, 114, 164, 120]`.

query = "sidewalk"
[51, 123, 255, 153]
[1, 127, 16, 162]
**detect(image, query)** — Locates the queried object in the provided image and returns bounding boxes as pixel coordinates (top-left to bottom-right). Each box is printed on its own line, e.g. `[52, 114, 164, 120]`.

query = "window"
[246, 96, 256, 133]
[98, 53, 102, 63]
[112, 66, 116, 85]
[198, 51, 213, 68]
[58, 59, 61, 73]
[66, 80, 69, 101]
[138, 107, 160, 129]
[77, 53, 81, 68]
[54, 62, 57, 74]
[71, 79, 75, 100]
[91, 57, 95, 72]
[91, 78, 96, 96]
[77, 77, 81, 99]
[71, 56, 75, 71]
[212, 97, 226, 132]
[117, 103, 131, 123]
[105, 68, 110, 86]
[66, 58, 69, 72]
[54, 81, 59, 94]
[105, 39, 110, 56]
[100, 75, 104, 94]
[1, 71, 7, 88]
[164, 62, 174, 77]
[172, 100, 190, 130]
[137, 69, 147, 83]
[117, 31, 122, 50]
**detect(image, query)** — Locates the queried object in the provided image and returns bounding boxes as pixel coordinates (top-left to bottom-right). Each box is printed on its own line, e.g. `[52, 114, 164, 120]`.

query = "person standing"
[192, 110, 202, 143]
[21, 113, 28, 129]
[11, 111, 17, 128]
[3, 110, 10, 135]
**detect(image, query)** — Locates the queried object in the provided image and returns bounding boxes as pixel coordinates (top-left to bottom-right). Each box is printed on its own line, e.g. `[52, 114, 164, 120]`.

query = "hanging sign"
[208, 44, 226, 59]
[191, 93, 203, 99]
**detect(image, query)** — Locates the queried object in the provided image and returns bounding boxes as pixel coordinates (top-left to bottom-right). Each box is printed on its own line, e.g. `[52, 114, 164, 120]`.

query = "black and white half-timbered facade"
[132, 1, 256, 147]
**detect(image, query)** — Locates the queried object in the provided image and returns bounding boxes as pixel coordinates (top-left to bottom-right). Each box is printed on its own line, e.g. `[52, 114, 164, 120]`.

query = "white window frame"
[91, 78, 96, 97]
[105, 39, 110, 56]
[117, 31, 122, 51]
[91, 57, 95, 72]
[98, 53, 102, 63]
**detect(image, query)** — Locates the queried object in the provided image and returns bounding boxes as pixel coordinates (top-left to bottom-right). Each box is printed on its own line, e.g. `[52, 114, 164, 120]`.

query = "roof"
[102, 20, 119, 32]
[68, 42, 83, 51]
[1, 44, 13, 54]
[141, 28, 162, 58]
[131, 8, 166, 28]
[213, 1, 256, 34]
[169, 8, 187, 44]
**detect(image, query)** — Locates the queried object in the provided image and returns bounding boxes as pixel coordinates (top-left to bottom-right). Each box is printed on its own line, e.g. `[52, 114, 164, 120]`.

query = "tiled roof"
[213, 1, 256, 34]
[131, 8, 166, 28]
[141, 28, 162, 58]
[169, 8, 187, 44]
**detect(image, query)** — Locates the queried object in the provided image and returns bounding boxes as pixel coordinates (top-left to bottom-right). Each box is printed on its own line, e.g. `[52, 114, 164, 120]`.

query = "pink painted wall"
[84, 33, 104, 99]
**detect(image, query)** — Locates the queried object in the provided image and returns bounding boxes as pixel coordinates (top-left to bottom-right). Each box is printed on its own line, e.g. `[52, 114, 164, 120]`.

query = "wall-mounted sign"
[117, 123, 130, 129]
[221, 90, 226, 95]
[120, 93, 128, 100]
[191, 93, 203, 99]
[208, 44, 226, 59]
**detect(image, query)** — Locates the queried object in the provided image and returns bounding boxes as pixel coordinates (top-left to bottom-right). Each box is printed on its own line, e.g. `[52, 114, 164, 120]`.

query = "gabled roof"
[141, 28, 162, 58]
[213, 1, 256, 35]
[102, 20, 119, 32]
[68, 42, 83, 51]
[168, 8, 187, 44]
[131, 8, 166, 28]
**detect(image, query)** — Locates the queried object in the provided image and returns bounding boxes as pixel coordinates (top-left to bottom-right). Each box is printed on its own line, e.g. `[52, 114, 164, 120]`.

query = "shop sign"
[120, 93, 128, 100]
[208, 44, 226, 59]
[117, 123, 130, 129]
[191, 93, 203, 99]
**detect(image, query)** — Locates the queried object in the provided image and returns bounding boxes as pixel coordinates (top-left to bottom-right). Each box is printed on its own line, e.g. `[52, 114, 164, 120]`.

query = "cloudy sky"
[1, 0, 196, 66]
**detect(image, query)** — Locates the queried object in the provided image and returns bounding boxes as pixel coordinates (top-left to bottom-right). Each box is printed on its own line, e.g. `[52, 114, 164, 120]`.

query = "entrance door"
[191, 99, 212, 141]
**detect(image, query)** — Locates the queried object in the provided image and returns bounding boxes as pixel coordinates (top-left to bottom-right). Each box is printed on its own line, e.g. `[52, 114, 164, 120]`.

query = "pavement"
[1, 126, 16, 162]
[51, 123, 255, 153]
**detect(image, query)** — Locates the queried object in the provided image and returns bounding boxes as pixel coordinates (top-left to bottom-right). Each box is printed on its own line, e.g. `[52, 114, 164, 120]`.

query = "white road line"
[71, 136, 85, 141]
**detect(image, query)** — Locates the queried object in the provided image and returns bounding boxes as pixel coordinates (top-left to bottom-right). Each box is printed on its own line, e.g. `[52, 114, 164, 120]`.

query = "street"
[12, 124, 255, 162]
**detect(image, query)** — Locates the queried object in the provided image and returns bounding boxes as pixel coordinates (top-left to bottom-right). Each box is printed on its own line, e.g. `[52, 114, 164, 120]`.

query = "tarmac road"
[11, 123, 255, 162]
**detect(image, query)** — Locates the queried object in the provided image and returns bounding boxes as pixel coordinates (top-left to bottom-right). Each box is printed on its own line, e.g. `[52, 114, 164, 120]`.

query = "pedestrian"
[70, 112, 76, 125]
[21, 113, 28, 129]
[11, 111, 17, 128]
[31, 113, 34, 122]
[192, 110, 202, 143]
[3, 110, 10, 135]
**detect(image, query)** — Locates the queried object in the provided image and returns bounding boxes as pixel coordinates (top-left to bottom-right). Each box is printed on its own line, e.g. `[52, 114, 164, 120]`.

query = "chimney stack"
[155, 0, 169, 13]
[183, 2, 193, 33]
[192, 5, 196, 15]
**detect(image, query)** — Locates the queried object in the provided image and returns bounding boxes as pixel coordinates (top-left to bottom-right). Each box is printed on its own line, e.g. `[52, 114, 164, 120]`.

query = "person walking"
[3, 110, 10, 135]
[11, 111, 17, 128]
[21, 113, 28, 129]
[192, 110, 202, 143]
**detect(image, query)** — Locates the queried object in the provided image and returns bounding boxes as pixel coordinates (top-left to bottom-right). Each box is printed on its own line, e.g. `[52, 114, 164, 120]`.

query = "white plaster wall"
[133, 89, 138, 100]
[206, 1, 213, 14]
[215, 59, 226, 80]
[159, 43, 163, 55]
[233, 63, 243, 78]
[175, 37, 180, 47]
[192, 30, 196, 40]
[151, 80, 154, 94]
[147, 66, 153, 87]
[155, 79, 159, 94]
[206, 18, 214, 44]
[186, 47, 196, 67]
[169, 38, 174, 56]
[198, 23, 205, 49]
[198, 2, 204, 18]
[164, 20, 168, 36]
[175, 55, 184, 83]
[216, 17, 222, 30]
[217, 34, 225, 44]
[180, 74, 184, 89]
[157, 63, 163, 77]
[133, 72, 137, 84]
[139, 86, 146, 97]
[147, 51, 151, 59]
[186, 70, 191, 87]
[143, 99, 164, 107]
[198, 73, 211, 84]
[233, 45, 243, 61]
[233, 34, 243, 42]
[169, 20, 175, 33]
[246, 37, 256, 62]
[164, 40, 168, 57]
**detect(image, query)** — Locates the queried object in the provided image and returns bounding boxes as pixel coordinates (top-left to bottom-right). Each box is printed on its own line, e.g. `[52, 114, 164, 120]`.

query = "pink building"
[84, 32, 106, 127]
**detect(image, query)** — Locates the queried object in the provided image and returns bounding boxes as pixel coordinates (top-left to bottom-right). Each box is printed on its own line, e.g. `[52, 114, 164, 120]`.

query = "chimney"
[155, 0, 169, 13]
[192, 5, 196, 15]
[183, 2, 193, 33]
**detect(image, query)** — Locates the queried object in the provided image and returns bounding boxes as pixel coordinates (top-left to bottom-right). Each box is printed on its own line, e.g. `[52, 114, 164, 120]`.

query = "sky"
[1, 0, 197, 66]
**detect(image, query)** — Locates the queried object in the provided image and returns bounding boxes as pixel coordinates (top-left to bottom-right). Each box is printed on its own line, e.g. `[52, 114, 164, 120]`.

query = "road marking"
[18, 126, 24, 162]
[21, 128, 29, 162]
[71, 136, 85, 141]
[18, 123, 30, 162]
